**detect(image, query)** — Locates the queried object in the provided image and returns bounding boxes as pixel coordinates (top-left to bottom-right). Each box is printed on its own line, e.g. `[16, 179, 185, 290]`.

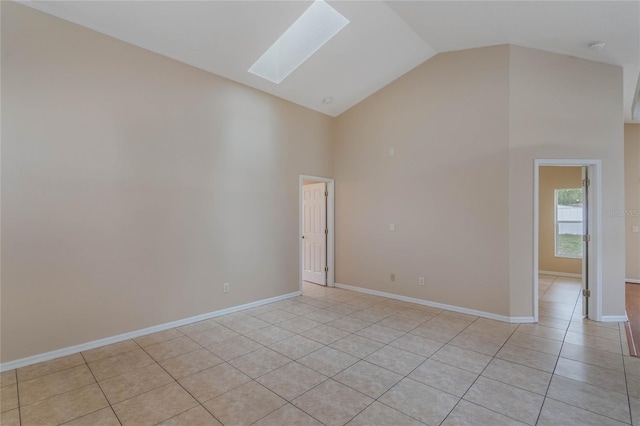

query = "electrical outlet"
[419, 277, 425, 286]
[390, 273, 395, 282]
[223, 282, 230, 293]
[389, 223, 395, 232]
[633, 226, 639, 233]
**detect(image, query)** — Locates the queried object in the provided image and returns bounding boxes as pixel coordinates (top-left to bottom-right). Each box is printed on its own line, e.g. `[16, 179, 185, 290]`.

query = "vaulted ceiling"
[22, 1, 640, 122]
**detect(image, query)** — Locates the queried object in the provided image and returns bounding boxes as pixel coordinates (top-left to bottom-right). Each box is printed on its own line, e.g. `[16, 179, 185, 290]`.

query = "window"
[248, 1, 349, 84]
[555, 188, 583, 258]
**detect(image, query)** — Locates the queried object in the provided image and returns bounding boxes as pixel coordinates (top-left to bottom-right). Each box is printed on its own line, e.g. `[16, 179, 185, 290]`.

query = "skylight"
[249, 0, 349, 84]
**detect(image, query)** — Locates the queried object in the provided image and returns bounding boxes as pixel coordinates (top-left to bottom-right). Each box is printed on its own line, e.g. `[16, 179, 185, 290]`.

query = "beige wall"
[1, 3, 333, 362]
[538, 166, 582, 275]
[334, 45, 625, 320]
[334, 46, 511, 316]
[508, 46, 625, 318]
[2, 3, 628, 363]
[626, 124, 640, 281]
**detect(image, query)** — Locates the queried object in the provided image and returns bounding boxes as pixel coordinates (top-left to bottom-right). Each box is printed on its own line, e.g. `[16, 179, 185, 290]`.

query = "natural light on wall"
[249, 0, 349, 84]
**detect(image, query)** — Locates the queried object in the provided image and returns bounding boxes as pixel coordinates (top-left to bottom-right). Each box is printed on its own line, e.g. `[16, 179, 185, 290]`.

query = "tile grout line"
[239, 292, 422, 425]
[533, 275, 572, 426]
[134, 335, 228, 426]
[277, 292, 524, 424]
[620, 327, 635, 426]
[438, 316, 526, 425]
[78, 351, 123, 426]
[14, 369, 22, 426]
[536, 278, 632, 426]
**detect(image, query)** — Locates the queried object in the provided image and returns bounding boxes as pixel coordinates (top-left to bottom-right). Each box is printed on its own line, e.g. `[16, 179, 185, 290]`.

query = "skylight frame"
[249, 0, 349, 84]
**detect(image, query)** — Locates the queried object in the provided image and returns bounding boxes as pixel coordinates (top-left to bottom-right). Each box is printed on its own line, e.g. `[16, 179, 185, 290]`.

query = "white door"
[302, 183, 327, 285]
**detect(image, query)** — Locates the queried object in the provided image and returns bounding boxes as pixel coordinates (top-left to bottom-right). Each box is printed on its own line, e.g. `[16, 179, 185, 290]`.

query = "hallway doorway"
[299, 175, 335, 289]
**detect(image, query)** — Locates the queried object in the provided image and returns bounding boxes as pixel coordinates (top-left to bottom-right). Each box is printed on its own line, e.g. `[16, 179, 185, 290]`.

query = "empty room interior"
[2, 1, 640, 425]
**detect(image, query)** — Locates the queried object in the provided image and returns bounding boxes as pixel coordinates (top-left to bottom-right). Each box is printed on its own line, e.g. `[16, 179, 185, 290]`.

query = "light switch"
[389, 223, 395, 232]
[633, 226, 639, 233]
[389, 147, 395, 157]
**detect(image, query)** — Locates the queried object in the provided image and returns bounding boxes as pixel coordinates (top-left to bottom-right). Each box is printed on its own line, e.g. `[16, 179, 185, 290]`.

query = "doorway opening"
[533, 160, 602, 322]
[299, 175, 334, 290]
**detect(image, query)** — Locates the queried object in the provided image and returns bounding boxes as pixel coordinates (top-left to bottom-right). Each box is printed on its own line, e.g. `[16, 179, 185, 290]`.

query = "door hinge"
[582, 178, 591, 187]
[325, 190, 328, 197]
[582, 288, 591, 297]
[324, 266, 329, 272]
[324, 229, 328, 235]
[582, 234, 591, 242]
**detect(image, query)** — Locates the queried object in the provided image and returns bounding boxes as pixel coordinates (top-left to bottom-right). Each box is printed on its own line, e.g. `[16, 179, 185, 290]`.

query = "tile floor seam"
[443, 338, 524, 423]
[266, 334, 422, 425]
[15, 369, 23, 426]
[125, 343, 206, 423]
[441, 316, 524, 425]
[296, 377, 379, 425]
[157, 403, 216, 426]
[17, 365, 98, 413]
[330, 328, 470, 425]
[535, 277, 633, 425]
[79, 350, 124, 426]
[447, 398, 528, 426]
[544, 392, 634, 424]
[18, 382, 106, 426]
[533, 275, 577, 426]
[17, 361, 88, 386]
[203, 343, 262, 365]
[58, 407, 119, 426]
[283, 373, 352, 425]
[234, 381, 314, 426]
[621, 340, 635, 426]
[141, 345, 224, 426]
[373, 376, 452, 425]
[371, 399, 429, 425]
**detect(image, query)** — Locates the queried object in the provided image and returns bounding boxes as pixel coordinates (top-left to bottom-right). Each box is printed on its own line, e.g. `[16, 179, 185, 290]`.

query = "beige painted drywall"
[2, 3, 628, 364]
[626, 124, 640, 281]
[334, 45, 625, 320]
[509, 46, 625, 318]
[1, 2, 333, 362]
[538, 166, 582, 275]
[334, 45, 511, 316]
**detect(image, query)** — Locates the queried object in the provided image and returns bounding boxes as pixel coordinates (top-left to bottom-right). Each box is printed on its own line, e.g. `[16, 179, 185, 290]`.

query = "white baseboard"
[539, 270, 582, 279]
[509, 317, 536, 323]
[626, 279, 640, 284]
[334, 283, 534, 324]
[0, 291, 301, 372]
[600, 315, 628, 322]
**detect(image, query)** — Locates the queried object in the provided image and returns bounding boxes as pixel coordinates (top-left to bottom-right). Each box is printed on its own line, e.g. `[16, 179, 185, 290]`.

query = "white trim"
[600, 315, 628, 322]
[538, 270, 582, 279]
[534, 159, 602, 322]
[299, 175, 335, 289]
[334, 283, 534, 324]
[0, 291, 300, 372]
[509, 317, 536, 323]
[626, 279, 640, 284]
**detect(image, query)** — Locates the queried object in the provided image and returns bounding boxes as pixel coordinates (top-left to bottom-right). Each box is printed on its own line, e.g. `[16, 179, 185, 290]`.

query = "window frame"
[554, 188, 583, 259]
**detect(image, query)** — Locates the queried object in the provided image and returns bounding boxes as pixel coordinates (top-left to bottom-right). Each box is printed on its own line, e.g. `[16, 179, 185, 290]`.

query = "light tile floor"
[1, 275, 638, 425]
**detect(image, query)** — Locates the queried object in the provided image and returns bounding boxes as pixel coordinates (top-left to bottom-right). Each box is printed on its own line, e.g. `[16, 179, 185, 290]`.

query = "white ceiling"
[21, 1, 640, 122]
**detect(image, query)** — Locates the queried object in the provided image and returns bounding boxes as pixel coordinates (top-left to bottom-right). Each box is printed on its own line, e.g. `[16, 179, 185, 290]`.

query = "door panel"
[302, 183, 327, 285]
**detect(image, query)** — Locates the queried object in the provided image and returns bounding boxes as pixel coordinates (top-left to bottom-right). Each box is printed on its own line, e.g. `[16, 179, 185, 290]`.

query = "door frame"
[299, 175, 335, 289]
[533, 159, 602, 322]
